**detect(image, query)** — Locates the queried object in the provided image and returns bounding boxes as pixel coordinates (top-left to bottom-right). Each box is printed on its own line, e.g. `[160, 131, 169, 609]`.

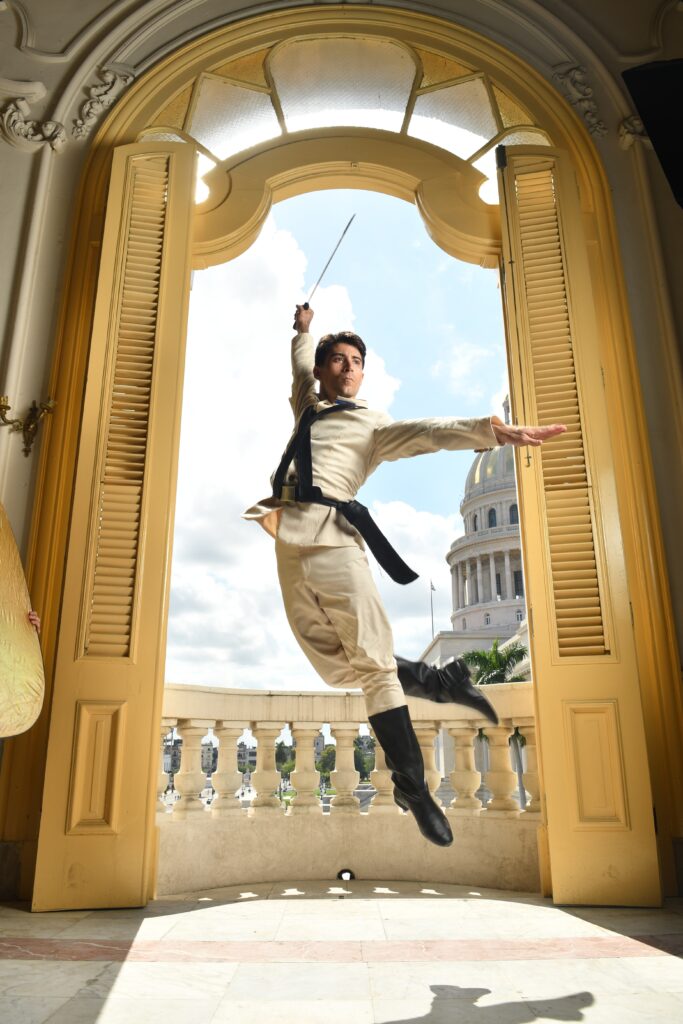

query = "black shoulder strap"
[271, 401, 353, 501]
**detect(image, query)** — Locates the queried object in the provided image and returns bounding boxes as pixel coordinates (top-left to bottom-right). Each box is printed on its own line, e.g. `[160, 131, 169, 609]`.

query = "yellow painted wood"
[498, 146, 661, 905]
[0, 503, 44, 738]
[30, 142, 195, 912]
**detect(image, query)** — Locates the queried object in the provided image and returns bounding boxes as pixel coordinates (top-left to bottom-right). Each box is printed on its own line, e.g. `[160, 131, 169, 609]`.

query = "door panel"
[32, 143, 195, 911]
[498, 146, 661, 905]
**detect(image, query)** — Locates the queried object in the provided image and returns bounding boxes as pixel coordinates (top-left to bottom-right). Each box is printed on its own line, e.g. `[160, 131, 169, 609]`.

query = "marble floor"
[1, 880, 682, 1023]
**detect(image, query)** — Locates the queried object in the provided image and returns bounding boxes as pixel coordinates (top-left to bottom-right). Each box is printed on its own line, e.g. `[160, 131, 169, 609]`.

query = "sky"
[165, 188, 509, 691]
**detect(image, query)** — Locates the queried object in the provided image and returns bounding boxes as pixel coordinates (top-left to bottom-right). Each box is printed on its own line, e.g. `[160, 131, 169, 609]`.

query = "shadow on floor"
[382, 986, 594, 1023]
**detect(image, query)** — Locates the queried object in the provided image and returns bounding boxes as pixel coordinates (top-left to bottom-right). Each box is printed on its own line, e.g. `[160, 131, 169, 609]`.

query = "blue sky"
[165, 188, 509, 688]
[274, 188, 507, 515]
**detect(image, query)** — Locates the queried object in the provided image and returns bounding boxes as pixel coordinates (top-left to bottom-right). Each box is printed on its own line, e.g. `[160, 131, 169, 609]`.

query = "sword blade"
[303, 214, 356, 308]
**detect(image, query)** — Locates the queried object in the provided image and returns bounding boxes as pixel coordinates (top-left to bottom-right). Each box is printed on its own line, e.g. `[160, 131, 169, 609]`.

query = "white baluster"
[369, 732, 398, 813]
[173, 719, 213, 817]
[330, 725, 360, 813]
[414, 722, 441, 797]
[211, 723, 247, 817]
[158, 719, 175, 810]
[289, 725, 322, 814]
[250, 722, 283, 813]
[448, 726, 482, 814]
[516, 718, 542, 816]
[483, 724, 519, 816]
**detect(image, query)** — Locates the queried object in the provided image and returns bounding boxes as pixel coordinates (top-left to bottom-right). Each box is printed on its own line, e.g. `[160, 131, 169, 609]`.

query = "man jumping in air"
[245, 306, 565, 847]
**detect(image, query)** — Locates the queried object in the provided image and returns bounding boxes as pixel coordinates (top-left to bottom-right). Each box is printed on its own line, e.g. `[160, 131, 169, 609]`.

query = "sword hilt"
[302, 302, 309, 310]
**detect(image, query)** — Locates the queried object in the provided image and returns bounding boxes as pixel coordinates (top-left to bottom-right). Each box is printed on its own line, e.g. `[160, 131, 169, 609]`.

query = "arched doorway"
[22, 7, 671, 910]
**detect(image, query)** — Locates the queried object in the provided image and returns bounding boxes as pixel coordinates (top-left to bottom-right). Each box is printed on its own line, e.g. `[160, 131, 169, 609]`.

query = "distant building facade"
[422, 420, 527, 665]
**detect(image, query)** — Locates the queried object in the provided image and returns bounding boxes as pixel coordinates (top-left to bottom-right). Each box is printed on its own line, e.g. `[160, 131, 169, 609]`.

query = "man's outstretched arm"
[289, 304, 317, 420]
[371, 414, 566, 466]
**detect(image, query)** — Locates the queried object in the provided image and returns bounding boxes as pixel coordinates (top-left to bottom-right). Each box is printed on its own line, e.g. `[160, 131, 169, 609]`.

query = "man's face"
[314, 343, 364, 401]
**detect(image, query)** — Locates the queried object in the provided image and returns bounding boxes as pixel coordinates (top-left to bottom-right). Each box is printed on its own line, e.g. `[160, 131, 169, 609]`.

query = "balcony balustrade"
[157, 682, 541, 896]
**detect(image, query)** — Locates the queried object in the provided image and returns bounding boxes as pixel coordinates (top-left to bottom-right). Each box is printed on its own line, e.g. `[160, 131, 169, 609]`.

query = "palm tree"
[461, 638, 529, 684]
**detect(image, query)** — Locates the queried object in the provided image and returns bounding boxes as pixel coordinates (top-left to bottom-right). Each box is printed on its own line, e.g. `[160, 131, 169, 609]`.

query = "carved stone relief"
[0, 97, 66, 151]
[552, 62, 607, 137]
[618, 115, 652, 150]
[72, 66, 135, 139]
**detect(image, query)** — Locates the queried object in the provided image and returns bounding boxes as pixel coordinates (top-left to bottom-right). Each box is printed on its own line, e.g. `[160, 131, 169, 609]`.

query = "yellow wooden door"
[31, 142, 195, 910]
[498, 146, 661, 905]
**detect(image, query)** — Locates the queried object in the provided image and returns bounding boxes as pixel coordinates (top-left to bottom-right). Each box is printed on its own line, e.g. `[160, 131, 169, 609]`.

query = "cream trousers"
[275, 540, 407, 717]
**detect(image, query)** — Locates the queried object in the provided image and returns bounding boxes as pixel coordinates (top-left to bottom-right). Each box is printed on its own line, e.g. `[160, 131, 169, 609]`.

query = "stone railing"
[156, 682, 541, 896]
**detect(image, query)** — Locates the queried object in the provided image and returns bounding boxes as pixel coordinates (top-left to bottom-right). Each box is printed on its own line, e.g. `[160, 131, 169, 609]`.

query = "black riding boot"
[368, 705, 453, 847]
[395, 656, 499, 726]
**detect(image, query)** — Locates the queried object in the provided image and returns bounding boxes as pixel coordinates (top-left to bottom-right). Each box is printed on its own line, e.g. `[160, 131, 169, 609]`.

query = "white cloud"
[489, 369, 511, 422]
[166, 214, 404, 692]
[432, 339, 489, 400]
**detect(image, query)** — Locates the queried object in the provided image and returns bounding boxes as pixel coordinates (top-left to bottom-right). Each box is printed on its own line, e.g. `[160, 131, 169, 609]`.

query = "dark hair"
[314, 331, 366, 368]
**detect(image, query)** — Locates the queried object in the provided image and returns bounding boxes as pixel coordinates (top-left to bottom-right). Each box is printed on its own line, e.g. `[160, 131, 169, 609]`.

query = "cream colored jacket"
[243, 332, 499, 546]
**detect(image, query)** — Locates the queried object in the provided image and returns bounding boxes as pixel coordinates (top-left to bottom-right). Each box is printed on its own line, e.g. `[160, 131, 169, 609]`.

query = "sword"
[301, 214, 356, 310]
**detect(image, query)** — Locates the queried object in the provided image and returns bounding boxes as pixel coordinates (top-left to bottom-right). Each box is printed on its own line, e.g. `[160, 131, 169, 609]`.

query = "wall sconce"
[0, 396, 56, 457]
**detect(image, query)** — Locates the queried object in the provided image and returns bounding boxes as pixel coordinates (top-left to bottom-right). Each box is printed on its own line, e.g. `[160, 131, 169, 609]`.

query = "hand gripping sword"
[301, 214, 356, 310]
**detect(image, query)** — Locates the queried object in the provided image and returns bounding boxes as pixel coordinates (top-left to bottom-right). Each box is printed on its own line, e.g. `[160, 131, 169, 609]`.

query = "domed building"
[422, 411, 528, 666]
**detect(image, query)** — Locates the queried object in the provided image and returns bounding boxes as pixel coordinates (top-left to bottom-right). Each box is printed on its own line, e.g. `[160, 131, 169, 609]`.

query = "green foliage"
[279, 757, 296, 778]
[462, 638, 529, 685]
[275, 740, 294, 769]
[353, 734, 375, 780]
[315, 743, 337, 783]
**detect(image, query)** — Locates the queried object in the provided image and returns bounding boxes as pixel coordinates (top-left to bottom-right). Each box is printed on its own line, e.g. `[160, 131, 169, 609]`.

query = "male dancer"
[245, 306, 565, 846]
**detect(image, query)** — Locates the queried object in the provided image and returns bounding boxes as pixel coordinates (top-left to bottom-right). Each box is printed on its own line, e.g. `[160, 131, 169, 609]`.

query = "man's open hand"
[293, 305, 314, 333]
[491, 414, 567, 447]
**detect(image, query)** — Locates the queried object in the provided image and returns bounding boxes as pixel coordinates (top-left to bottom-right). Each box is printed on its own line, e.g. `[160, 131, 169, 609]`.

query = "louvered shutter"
[498, 146, 660, 906]
[33, 143, 195, 910]
[498, 151, 607, 656]
[84, 157, 169, 657]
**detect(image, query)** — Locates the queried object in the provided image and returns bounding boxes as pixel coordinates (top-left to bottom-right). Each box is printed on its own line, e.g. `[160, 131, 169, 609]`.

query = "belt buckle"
[280, 483, 296, 505]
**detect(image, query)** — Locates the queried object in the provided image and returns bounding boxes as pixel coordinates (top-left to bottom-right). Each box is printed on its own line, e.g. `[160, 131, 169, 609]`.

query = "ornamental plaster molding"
[0, 97, 66, 152]
[72, 65, 136, 139]
[618, 115, 652, 151]
[552, 62, 607, 136]
[0, 78, 46, 104]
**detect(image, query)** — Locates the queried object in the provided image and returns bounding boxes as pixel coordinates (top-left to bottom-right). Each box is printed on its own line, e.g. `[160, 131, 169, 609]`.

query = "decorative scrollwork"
[552, 63, 607, 137]
[0, 97, 65, 151]
[72, 66, 135, 139]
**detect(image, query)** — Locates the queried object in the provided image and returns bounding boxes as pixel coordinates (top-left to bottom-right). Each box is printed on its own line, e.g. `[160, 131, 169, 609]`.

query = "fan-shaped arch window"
[485, 613, 491, 625]
[462, 618, 467, 630]
[488, 508, 497, 528]
[268, 38, 417, 133]
[509, 503, 519, 525]
[144, 33, 552, 205]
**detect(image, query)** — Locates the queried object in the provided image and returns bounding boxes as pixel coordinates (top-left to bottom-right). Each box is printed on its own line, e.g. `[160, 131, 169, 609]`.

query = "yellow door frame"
[3, 5, 681, 906]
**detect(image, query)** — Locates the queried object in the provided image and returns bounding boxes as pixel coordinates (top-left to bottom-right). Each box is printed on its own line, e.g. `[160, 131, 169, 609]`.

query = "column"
[448, 726, 482, 814]
[483, 725, 519, 816]
[488, 553, 497, 603]
[413, 722, 441, 797]
[504, 549, 513, 601]
[289, 725, 322, 814]
[451, 565, 458, 612]
[158, 720, 174, 811]
[458, 561, 465, 609]
[330, 726, 361, 813]
[468, 559, 476, 603]
[476, 557, 484, 604]
[173, 719, 213, 817]
[211, 723, 246, 817]
[250, 722, 283, 813]
[517, 719, 542, 815]
[369, 737, 398, 814]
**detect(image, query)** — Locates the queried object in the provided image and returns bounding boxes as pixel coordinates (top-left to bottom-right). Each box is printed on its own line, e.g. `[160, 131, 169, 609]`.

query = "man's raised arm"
[290, 304, 317, 420]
